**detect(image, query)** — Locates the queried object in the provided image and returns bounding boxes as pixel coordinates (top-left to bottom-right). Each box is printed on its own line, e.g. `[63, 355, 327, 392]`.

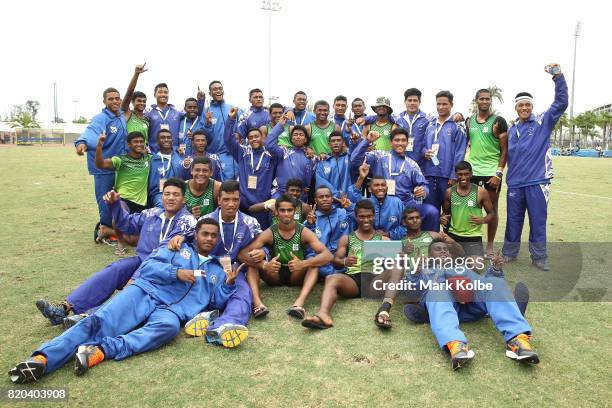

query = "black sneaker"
[36, 299, 68, 326]
[8, 358, 46, 384]
[74, 345, 105, 376]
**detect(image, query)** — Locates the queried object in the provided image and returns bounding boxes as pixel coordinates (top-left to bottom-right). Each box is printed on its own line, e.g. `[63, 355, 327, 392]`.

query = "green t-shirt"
[309, 122, 335, 155]
[185, 179, 216, 216]
[448, 184, 482, 237]
[268, 124, 291, 147]
[272, 201, 303, 225]
[467, 115, 500, 176]
[126, 113, 149, 145]
[271, 223, 304, 265]
[401, 231, 434, 275]
[370, 121, 393, 151]
[346, 232, 383, 275]
[111, 153, 152, 206]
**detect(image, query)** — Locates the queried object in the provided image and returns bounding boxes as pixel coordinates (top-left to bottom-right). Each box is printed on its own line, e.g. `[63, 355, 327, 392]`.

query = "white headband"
[515, 96, 534, 105]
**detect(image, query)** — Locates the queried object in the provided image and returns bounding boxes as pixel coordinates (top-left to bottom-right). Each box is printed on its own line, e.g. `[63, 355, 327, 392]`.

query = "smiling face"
[352, 100, 365, 117]
[369, 178, 388, 200]
[293, 93, 307, 110]
[133, 96, 147, 113]
[315, 104, 329, 121]
[515, 101, 533, 121]
[286, 185, 302, 201]
[128, 136, 146, 154]
[476, 92, 492, 113]
[248, 129, 263, 149]
[270, 107, 284, 124]
[104, 91, 121, 113]
[155, 87, 169, 105]
[185, 100, 199, 119]
[209, 82, 224, 102]
[455, 168, 472, 188]
[157, 131, 173, 152]
[391, 133, 408, 155]
[375, 106, 389, 117]
[355, 208, 374, 232]
[191, 163, 211, 185]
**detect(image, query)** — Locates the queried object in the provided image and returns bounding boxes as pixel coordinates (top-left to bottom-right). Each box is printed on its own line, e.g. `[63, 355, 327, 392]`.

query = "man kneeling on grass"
[239, 194, 333, 318]
[302, 199, 392, 330]
[406, 239, 539, 370]
[9, 219, 239, 384]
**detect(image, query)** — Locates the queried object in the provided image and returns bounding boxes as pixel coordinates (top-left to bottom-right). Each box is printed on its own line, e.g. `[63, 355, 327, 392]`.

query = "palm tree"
[9, 112, 40, 129]
[595, 111, 612, 149]
[554, 113, 569, 146]
[469, 86, 504, 116]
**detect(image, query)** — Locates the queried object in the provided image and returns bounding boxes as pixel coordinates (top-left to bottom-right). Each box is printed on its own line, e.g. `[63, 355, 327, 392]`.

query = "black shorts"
[346, 272, 383, 298]
[471, 175, 502, 193]
[447, 232, 484, 257]
[279, 265, 291, 286]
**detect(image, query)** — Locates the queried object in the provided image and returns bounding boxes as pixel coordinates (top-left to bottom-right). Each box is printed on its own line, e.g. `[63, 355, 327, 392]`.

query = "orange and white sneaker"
[74, 345, 105, 376]
[446, 340, 475, 370]
[506, 333, 539, 364]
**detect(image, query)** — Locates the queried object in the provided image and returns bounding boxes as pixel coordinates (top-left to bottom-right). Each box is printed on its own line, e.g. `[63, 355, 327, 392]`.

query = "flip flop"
[286, 305, 305, 320]
[253, 305, 269, 319]
[301, 315, 333, 330]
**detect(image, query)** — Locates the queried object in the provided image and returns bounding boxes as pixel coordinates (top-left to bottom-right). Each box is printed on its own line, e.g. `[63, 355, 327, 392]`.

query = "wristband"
[495, 171, 503, 179]
[193, 269, 203, 277]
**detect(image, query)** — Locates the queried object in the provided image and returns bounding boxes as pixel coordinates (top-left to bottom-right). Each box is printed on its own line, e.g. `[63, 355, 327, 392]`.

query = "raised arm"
[121, 63, 147, 113]
[94, 133, 116, 170]
[264, 116, 289, 160]
[224, 108, 242, 161]
[541, 66, 569, 135]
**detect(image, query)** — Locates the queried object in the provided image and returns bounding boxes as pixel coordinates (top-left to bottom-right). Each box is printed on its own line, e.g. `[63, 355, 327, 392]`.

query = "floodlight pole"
[569, 21, 581, 147]
[261, 0, 281, 106]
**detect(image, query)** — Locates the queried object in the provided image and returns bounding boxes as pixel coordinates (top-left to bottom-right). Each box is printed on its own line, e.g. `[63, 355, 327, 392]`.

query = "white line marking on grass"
[554, 190, 612, 200]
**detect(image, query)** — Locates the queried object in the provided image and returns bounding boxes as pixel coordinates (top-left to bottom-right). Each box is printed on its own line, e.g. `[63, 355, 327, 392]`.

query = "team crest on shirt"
[210, 274, 218, 284]
[235, 233, 244, 242]
[423, 237, 432, 243]
[388, 216, 398, 224]
[467, 200, 475, 207]
[292, 243, 300, 251]
[340, 221, 348, 229]
[180, 249, 191, 259]
[323, 166, 331, 175]
[315, 228, 322, 238]
[147, 224, 154, 232]
[110, 126, 117, 134]
[483, 127, 489, 133]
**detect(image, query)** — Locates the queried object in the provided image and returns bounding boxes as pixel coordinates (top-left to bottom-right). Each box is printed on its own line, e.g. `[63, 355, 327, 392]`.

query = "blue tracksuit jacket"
[146, 104, 182, 153]
[315, 153, 351, 199]
[421, 118, 467, 180]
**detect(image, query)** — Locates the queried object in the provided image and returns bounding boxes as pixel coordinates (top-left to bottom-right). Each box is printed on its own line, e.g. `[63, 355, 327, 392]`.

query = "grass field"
[0, 147, 610, 407]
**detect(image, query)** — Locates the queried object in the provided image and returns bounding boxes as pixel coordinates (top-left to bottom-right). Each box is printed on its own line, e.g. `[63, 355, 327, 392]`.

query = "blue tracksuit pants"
[424, 176, 449, 212]
[207, 272, 252, 330]
[35, 285, 180, 374]
[422, 273, 532, 348]
[503, 184, 549, 261]
[66, 256, 141, 314]
[93, 173, 115, 227]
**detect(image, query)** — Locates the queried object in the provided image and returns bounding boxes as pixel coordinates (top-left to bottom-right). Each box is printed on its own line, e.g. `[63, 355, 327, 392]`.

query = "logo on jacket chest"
[110, 126, 118, 134]
[180, 248, 192, 259]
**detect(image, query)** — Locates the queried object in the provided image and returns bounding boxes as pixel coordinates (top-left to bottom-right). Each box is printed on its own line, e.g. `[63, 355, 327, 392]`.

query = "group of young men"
[9, 62, 568, 383]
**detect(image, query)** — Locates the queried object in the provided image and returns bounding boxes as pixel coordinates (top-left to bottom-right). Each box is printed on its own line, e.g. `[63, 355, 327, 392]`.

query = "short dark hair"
[369, 176, 386, 186]
[314, 100, 329, 110]
[515, 91, 533, 100]
[127, 131, 145, 143]
[131, 91, 146, 102]
[404, 88, 422, 101]
[103, 87, 119, 99]
[162, 177, 186, 195]
[209, 80, 222, 90]
[192, 129, 210, 145]
[154, 83, 168, 93]
[402, 207, 420, 219]
[184, 97, 197, 106]
[428, 237, 448, 255]
[390, 127, 409, 140]
[286, 178, 304, 189]
[475, 89, 490, 99]
[334, 95, 347, 103]
[351, 98, 365, 106]
[157, 129, 172, 139]
[275, 194, 296, 210]
[220, 180, 240, 196]
[269, 103, 284, 112]
[291, 125, 310, 143]
[249, 88, 263, 98]
[328, 130, 344, 141]
[192, 156, 212, 170]
[293, 91, 307, 99]
[355, 199, 375, 213]
[247, 128, 263, 138]
[195, 217, 220, 233]
[315, 186, 332, 196]
[455, 161, 472, 172]
[435, 90, 454, 103]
